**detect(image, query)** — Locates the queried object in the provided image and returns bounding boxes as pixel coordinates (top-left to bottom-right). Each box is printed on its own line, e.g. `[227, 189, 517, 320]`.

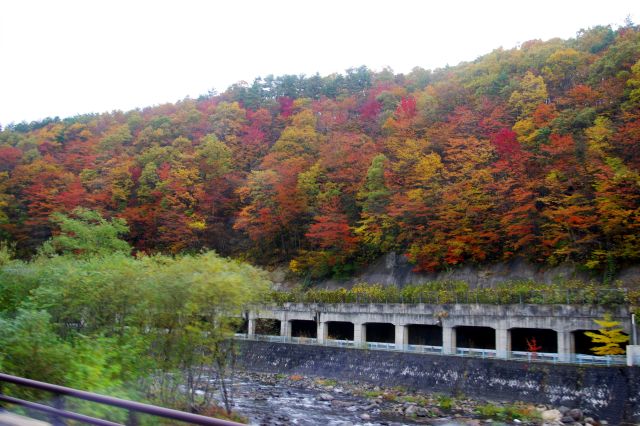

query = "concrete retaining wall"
[236, 340, 640, 424]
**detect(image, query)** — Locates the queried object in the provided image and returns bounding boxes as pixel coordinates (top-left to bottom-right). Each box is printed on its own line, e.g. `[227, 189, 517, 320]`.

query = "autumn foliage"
[2, 24, 640, 279]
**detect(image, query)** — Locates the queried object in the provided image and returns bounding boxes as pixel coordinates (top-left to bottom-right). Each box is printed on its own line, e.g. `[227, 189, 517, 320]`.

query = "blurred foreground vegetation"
[0, 209, 270, 423]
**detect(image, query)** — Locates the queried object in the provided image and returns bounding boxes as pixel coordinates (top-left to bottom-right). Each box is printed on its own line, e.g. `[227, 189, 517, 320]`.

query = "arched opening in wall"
[510, 328, 557, 353]
[573, 329, 629, 355]
[291, 320, 317, 338]
[327, 321, 354, 341]
[235, 318, 248, 334]
[407, 324, 443, 346]
[255, 319, 280, 336]
[456, 326, 495, 349]
[574, 330, 598, 355]
[365, 323, 395, 343]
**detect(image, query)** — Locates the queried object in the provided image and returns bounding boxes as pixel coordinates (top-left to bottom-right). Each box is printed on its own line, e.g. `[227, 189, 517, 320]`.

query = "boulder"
[317, 393, 334, 401]
[330, 399, 351, 408]
[404, 405, 429, 417]
[542, 409, 562, 422]
[568, 408, 583, 421]
[415, 407, 429, 417]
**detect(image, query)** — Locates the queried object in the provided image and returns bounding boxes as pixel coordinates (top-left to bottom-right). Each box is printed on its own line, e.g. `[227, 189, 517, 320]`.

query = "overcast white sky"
[0, 0, 638, 125]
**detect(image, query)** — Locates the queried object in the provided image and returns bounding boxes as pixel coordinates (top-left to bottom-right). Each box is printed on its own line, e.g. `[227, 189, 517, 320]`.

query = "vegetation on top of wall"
[269, 280, 639, 307]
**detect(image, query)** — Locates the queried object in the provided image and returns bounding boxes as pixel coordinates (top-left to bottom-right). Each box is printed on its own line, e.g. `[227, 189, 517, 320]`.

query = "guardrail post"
[51, 395, 66, 426]
[127, 410, 140, 426]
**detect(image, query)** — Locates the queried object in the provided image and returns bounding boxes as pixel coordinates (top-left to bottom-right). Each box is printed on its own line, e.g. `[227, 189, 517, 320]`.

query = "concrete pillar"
[354, 322, 366, 346]
[627, 345, 640, 366]
[496, 328, 511, 359]
[442, 326, 456, 355]
[395, 324, 408, 350]
[280, 319, 291, 340]
[247, 317, 256, 337]
[557, 331, 575, 362]
[317, 321, 328, 345]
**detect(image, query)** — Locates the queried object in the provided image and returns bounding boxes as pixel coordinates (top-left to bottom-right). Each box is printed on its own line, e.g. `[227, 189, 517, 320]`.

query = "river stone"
[317, 393, 334, 401]
[404, 405, 418, 416]
[584, 417, 596, 425]
[542, 409, 562, 422]
[360, 413, 371, 421]
[559, 406, 571, 415]
[561, 416, 575, 423]
[569, 408, 583, 421]
[331, 399, 351, 408]
[415, 407, 429, 417]
[404, 405, 429, 417]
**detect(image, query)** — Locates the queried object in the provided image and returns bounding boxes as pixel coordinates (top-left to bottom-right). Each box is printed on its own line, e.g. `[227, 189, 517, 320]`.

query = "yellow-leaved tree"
[584, 314, 629, 355]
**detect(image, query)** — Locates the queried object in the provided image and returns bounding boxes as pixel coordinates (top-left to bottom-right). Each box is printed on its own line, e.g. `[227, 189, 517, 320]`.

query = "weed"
[476, 402, 540, 421]
[436, 394, 454, 410]
[360, 390, 384, 398]
[315, 378, 338, 386]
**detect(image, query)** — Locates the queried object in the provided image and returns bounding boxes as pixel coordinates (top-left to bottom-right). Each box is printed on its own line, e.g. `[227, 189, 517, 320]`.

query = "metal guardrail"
[406, 344, 443, 354]
[0, 373, 242, 426]
[510, 350, 559, 362]
[325, 339, 356, 348]
[456, 347, 497, 358]
[236, 334, 627, 366]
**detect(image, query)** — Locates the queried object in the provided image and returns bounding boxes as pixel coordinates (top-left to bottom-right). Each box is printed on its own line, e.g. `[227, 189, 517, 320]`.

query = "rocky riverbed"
[220, 372, 607, 426]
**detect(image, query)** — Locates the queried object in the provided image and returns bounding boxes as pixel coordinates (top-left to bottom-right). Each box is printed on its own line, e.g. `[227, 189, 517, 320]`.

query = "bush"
[269, 279, 632, 307]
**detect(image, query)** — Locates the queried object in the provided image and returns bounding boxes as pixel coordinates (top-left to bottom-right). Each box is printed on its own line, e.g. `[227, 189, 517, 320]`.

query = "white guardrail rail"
[234, 334, 627, 366]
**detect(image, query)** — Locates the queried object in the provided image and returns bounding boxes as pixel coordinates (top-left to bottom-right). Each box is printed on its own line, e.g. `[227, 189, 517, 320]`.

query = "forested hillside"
[1, 24, 640, 279]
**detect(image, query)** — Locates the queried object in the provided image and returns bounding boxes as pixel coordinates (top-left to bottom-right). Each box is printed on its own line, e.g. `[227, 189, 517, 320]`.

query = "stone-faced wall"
[236, 340, 640, 424]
